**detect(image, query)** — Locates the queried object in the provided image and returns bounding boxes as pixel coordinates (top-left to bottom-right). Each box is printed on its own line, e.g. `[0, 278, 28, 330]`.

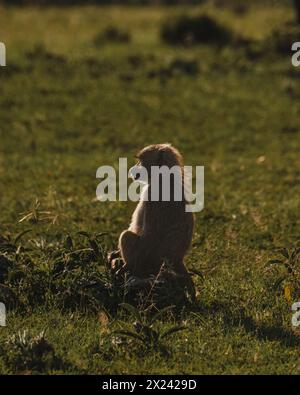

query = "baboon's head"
[130, 143, 183, 182]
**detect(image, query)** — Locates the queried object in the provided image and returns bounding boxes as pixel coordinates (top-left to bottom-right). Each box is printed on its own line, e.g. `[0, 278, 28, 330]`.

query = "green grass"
[1, 2, 300, 374]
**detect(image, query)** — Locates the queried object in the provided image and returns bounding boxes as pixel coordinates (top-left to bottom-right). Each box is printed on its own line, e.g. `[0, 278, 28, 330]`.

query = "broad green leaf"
[113, 330, 144, 343]
[273, 276, 286, 290]
[14, 229, 32, 244]
[160, 325, 186, 340]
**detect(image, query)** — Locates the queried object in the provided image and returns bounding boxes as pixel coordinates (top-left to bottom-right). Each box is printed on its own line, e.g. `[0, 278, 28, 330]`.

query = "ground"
[1, 2, 300, 374]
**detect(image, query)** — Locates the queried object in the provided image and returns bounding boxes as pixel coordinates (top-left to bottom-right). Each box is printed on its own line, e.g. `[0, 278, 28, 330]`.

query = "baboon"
[108, 143, 195, 299]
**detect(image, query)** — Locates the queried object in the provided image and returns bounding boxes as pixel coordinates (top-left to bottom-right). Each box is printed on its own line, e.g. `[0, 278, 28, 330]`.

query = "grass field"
[1, 2, 300, 374]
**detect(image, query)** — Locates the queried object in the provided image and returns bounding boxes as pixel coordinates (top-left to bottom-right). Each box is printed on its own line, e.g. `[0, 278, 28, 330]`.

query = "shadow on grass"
[193, 300, 300, 348]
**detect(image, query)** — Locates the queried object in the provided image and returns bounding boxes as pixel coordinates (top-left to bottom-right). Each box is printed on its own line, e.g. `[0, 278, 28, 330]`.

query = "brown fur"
[109, 143, 195, 299]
